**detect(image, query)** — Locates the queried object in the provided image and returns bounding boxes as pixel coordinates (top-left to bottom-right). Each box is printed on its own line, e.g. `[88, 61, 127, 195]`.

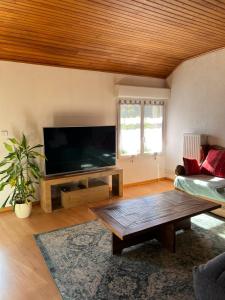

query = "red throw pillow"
[183, 158, 200, 176]
[200, 149, 225, 177]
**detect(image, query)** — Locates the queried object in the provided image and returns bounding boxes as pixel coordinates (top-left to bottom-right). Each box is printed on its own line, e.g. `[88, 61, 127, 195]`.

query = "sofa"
[193, 252, 225, 300]
[175, 146, 225, 299]
[174, 146, 225, 218]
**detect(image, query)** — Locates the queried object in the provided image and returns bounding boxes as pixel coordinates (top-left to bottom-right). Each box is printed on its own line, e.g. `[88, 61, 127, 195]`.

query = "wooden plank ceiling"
[1, 0, 225, 78]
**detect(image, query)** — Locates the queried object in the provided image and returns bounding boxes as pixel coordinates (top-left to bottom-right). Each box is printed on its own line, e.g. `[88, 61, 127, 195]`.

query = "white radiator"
[183, 134, 207, 162]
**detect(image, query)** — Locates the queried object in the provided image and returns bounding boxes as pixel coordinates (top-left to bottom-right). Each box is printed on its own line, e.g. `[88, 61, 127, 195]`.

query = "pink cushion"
[200, 149, 225, 177]
[183, 158, 200, 176]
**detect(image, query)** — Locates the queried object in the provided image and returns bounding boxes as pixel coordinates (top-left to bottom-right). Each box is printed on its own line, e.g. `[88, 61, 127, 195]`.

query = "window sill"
[117, 152, 164, 160]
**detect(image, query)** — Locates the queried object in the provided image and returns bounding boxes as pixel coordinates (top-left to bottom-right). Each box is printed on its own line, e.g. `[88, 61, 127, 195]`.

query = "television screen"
[43, 126, 116, 176]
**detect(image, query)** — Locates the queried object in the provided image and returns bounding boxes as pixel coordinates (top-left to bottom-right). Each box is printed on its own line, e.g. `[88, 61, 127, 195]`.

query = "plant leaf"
[0, 134, 44, 205]
[30, 144, 43, 150]
[21, 134, 27, 148]
[1, 194, 11, 208]
[4, 153, 16, 161]
[9, 138, 19, 145]
[29, 150, 45, 159]
[0, 159, 8, 167]
[30, 194, 37, 200]
[0, 182, 7, 191]
[9, 178, 16, 187]
[9, 189, 17, 206]
[4, 143, 13, 152]
[30, 168, 38, 179]
[0, 168, 8, 175]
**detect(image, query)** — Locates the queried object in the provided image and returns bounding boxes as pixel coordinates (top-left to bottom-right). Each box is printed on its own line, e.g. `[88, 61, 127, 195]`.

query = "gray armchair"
[193, 252, 225, 300]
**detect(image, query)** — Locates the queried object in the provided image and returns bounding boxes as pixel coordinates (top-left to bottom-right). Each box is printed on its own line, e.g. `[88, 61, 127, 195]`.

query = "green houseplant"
[0, 134, 45, 218]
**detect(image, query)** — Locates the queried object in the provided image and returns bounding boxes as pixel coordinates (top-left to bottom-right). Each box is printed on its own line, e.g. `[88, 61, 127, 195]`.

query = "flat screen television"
[43, 126, 116, 176]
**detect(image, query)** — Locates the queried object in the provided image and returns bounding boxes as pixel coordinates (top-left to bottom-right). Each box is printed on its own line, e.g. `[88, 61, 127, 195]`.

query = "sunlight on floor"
[218, 233, 225, 239]
[191, 213, 224, 230]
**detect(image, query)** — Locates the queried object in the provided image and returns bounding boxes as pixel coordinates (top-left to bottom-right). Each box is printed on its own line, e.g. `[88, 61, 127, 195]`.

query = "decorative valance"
[119, 97, 164, 105]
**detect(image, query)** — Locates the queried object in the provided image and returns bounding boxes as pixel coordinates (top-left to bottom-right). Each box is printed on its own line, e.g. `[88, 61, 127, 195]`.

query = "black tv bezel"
[43, 125, 117, 177]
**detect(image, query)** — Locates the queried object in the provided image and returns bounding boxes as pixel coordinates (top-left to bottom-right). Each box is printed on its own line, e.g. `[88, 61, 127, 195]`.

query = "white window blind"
[118, 98, 164, 156]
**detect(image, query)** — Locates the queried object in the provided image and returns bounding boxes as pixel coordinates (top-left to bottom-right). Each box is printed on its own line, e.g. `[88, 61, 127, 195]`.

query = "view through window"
[119, 100, 164, 156]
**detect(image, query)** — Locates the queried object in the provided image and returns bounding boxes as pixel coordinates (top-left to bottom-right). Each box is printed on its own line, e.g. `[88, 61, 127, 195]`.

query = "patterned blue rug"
[34, 213, 225, 300]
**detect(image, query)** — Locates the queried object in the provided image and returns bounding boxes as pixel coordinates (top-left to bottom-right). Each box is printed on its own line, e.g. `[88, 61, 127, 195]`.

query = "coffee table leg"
[176, 218, 191, 230]
[182, 218, 191, 230]
[161, 223, 176, 253]
[112, 234, 123, 255]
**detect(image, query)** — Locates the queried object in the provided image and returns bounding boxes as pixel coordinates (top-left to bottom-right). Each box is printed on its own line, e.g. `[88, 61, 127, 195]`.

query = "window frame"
[117, 99, 165, 159]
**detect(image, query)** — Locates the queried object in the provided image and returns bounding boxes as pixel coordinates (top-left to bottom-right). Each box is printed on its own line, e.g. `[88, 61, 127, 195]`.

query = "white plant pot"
[15, 201, 32, 218]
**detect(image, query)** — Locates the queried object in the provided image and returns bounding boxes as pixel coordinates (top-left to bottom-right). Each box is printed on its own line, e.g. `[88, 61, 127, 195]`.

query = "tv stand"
[40, 168, 123, 213]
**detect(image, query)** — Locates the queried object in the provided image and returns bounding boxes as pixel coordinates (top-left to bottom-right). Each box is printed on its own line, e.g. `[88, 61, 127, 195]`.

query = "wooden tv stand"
[40, 168, 123, 213]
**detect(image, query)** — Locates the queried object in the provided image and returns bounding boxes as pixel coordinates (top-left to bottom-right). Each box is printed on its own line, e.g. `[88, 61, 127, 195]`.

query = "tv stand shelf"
[40, 168, 123, 213]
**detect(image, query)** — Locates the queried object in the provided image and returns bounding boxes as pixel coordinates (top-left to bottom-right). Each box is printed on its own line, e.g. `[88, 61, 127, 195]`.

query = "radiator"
[183, 134, 207, 162]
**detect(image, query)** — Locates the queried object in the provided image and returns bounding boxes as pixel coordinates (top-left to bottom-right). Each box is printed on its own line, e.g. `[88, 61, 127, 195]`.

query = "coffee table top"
[90, 190, 221, 239]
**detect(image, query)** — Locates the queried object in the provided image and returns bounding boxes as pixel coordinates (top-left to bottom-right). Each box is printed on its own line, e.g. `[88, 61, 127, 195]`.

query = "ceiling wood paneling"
[1, 0, 225, 77]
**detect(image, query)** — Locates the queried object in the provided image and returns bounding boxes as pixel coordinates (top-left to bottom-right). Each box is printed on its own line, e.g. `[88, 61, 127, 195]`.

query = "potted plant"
[0, 134, 45, 218]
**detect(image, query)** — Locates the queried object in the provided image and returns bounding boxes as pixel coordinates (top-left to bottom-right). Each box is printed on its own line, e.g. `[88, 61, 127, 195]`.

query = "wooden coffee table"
[90, 190, 221, 254]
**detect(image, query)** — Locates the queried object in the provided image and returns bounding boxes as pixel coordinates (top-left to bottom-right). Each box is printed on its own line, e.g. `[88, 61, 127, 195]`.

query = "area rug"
[34, 213, 225, 300]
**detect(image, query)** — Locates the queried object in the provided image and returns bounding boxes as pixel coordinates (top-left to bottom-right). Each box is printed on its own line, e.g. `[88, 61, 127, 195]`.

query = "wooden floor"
[0, 179, 173, 300]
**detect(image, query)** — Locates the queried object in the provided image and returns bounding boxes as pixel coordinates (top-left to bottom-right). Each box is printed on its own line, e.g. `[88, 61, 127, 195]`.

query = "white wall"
[166, 48, 225, 178]
[0, 60, 167, 204]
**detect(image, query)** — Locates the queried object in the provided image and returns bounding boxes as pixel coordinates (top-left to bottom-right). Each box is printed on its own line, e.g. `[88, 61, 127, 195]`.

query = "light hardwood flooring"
[0, 179, 173, 300]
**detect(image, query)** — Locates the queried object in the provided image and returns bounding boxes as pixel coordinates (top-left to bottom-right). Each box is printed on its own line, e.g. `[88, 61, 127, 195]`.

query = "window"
[119, 104, 141, 155]
[118, 99, 164, 156]
[143, 104, 163, 154]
